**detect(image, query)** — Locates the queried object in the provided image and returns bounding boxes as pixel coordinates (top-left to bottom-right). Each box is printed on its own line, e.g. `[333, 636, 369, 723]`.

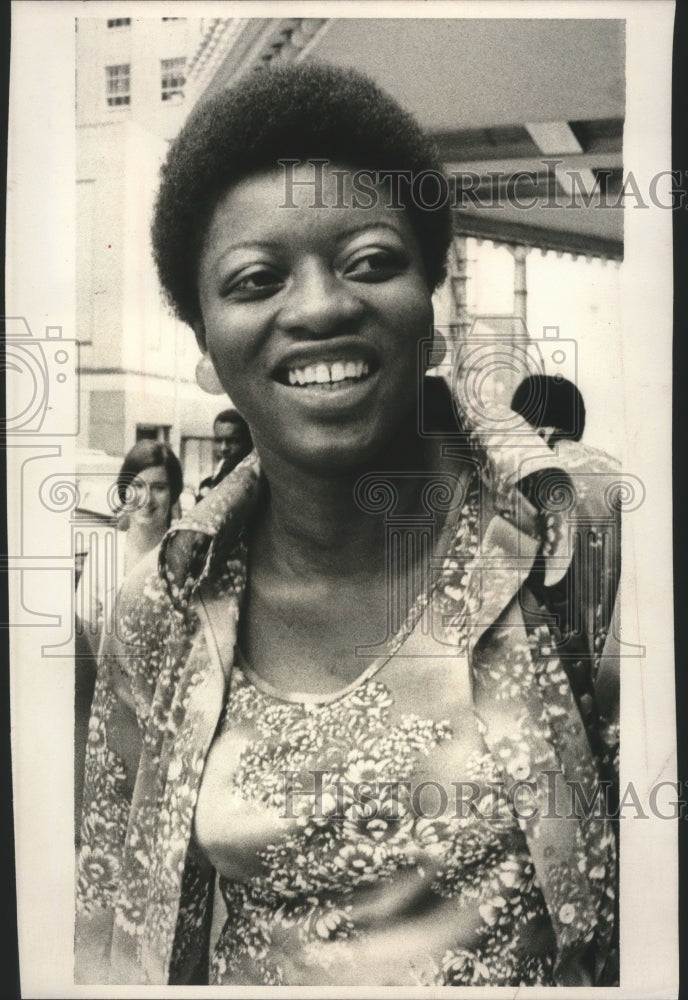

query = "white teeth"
[285, 359, 372, 386]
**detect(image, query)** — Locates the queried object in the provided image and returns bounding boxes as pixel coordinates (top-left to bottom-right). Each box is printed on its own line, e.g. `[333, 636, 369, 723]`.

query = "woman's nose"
[277, 263, 365, 337]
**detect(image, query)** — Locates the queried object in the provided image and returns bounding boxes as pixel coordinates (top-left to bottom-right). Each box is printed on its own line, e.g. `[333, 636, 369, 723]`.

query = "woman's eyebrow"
[206, 240, 280, 267]
[332, 221, 405, 245]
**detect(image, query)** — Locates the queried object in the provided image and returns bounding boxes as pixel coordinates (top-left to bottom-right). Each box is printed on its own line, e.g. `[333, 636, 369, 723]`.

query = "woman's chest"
[238, 566, 419, 693]
[194, 575, 557, 986]
[205, 663, 554, 987]
[211, 641, 508, 884]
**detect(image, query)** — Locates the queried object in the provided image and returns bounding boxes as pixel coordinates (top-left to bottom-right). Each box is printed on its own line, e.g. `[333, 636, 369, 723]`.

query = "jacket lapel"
[134, 461, 259, 981]
[458, 479, 613, 982]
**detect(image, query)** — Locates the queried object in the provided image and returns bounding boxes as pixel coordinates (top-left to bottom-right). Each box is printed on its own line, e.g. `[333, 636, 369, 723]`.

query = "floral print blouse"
[75, 397, 622, 986]
[207, 658, 559, 987]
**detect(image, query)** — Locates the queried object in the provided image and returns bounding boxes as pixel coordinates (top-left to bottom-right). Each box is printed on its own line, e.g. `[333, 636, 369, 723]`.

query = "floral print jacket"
[76, 401, 622, 986]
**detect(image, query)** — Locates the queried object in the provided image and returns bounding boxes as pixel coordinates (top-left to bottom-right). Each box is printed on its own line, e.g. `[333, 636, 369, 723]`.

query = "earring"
[428, 328, 449, 369]
[195, 355, 225, 395]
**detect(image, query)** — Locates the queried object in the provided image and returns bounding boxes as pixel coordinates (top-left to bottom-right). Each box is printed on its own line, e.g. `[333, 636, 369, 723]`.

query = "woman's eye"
[224, 268, 283, 299]
[344, 250, 404, 282]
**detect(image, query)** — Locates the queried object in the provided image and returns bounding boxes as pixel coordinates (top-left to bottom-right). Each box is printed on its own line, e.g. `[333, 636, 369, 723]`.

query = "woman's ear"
[192, 320, 207, 353]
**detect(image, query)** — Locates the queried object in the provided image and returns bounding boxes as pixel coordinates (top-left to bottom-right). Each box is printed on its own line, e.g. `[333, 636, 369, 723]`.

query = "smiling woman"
[75, 62, 621, 987]
[196, 165, 433, 473]
[114, 440, 183, 574]
[76, 441, 184, 649]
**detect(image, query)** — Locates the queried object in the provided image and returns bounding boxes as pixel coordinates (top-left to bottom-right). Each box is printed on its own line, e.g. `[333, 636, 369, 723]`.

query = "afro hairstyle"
[151, 61, 453, 328]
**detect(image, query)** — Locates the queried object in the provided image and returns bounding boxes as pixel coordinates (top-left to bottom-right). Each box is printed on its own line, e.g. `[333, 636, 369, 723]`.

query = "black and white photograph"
[6, 1, 677, 995]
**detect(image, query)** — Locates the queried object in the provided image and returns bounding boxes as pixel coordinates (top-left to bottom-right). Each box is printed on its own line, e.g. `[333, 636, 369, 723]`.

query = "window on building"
[181, 436, 214, 492]
[136, 425, 170, 444]
[105, 64, 130, 107]
[161, 57, 186, 102]
[107, 18, 131, 28]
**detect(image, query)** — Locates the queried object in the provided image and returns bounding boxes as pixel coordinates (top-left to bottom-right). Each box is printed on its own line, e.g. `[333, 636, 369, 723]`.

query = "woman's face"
[129, 465, 172, 533]
[196, 163, 434, 473]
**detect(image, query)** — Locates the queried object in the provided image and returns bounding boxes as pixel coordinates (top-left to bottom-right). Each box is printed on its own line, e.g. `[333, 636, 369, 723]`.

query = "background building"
[76, 15, 220, 491]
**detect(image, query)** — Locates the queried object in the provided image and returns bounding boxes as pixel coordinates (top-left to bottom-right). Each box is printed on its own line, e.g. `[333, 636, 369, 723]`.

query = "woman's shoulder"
[461, 397, 621, 519]
[548, 437, 620, 475]
[526, 438, 622, 524]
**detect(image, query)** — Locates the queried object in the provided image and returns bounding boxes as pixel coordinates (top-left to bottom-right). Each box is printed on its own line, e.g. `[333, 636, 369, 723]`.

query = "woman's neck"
[125, 521, 164, 572]
[253, 427, 451, 579]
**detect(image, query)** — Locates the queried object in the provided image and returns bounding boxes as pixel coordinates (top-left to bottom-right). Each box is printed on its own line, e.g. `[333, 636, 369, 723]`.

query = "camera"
[3, 316, 79, 435]
[419, 317, 579, 444]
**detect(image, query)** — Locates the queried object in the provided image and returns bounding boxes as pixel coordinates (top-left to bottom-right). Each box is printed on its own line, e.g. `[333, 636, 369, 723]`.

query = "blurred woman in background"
[75, 440, 184, 645]
[74, 441, 183, 832]
[115, 440, 184, 577]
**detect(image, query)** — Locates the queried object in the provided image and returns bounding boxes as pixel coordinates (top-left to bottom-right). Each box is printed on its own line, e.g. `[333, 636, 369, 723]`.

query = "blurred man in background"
[196, 409, 253, 501]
